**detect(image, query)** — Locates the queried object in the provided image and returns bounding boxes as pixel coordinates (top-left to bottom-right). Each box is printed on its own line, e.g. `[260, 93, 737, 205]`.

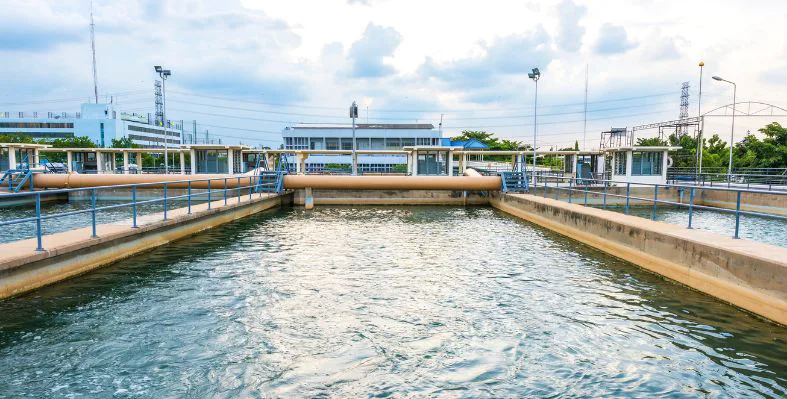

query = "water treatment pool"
[0, 206, 785, 397]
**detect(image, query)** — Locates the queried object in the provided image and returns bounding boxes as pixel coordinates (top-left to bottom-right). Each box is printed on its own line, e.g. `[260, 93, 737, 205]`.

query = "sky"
[0, 0, 786, 149]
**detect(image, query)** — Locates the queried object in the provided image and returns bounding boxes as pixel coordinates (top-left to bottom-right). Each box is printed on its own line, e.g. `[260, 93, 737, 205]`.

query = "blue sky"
[0, 0, 785, 149]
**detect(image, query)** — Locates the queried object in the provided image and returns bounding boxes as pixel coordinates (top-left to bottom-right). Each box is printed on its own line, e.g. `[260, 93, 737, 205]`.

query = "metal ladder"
[500, 171, 529, 193]
[0, 169, 34, 192]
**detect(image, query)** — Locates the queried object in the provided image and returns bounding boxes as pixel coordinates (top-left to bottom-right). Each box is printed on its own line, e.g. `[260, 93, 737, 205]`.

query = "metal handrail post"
[687, 187, 695, 229]
[249, 177, 253, 200]
[91, 188, 97, 238]
[734, 191, 742, 239]
[132, 186, 138, 228]
[207, 179, 212, 210]
[652, 185, 658, 220]
[187, 181, 192, 215]
[625, 183, 630, 215]
[603, 180, 608, 209]
[568, 178, 573, 203]
[237, 177, 241, 203]
[584, 184, 588, 205]
[224, 178, 228, 205]
[163, 183, 168, 221]
[35, 192, 43, 251]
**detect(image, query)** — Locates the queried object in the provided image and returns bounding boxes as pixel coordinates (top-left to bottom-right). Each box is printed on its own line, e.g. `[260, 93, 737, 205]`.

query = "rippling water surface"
[0, 206, 785, 398]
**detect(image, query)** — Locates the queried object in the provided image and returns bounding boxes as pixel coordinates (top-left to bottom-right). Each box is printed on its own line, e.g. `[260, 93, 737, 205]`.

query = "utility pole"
[90, 0, 99, 104]
[583, 64, 588, 151]
[697, 61, 704, 175]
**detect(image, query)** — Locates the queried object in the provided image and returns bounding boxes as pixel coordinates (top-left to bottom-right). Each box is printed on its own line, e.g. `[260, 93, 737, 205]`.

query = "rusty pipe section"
[283, 175, 501, 191]
[33, 173, 255, 189]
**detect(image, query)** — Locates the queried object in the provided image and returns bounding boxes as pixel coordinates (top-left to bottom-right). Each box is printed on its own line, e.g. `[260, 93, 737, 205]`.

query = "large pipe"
[33, 173, 254, 189]
[33, 173, 503, 191]
[283, 175, 501, 191]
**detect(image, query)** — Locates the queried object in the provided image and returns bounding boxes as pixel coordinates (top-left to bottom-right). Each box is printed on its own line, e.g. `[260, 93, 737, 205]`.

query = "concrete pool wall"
[489, 192, 787, 325]
[0, 191, 292, 299]
[1, 186, 785, 325]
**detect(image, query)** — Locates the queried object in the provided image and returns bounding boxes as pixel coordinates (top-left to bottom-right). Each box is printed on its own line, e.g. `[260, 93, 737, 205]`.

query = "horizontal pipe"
[32, 173, 254, 189]
[283, 175, 501, 191]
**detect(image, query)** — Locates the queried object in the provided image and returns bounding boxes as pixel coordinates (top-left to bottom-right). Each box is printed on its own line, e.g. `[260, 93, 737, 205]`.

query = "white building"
[0, 103, 183, 148]
[282, 123, 441, 173]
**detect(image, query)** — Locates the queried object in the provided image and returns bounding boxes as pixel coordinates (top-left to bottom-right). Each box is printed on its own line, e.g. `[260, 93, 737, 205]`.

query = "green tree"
[111, 137, 141, 148]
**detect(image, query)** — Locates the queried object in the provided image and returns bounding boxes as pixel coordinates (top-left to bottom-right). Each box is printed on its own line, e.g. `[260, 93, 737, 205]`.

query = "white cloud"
[554, 0, 586, 52]
[593, 23, 637, 55]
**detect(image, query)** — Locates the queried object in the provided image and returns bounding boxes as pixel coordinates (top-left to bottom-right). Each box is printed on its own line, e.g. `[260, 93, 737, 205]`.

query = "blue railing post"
[687, 187, 695, 229]
[554, 177, 559, 201]
[249, 177, 253, 200]
[132, 186, 138, 228]
[568, 178, 573, 203]
[163, 182, 168, 221]
[584, 184, 588, 205]
[624, 183, 631, 215]
[603, 180, 608, 209]
[207, 179, 212, 210]
[651, 185, 658, 220]
[91, 188, 97, 238]
[237, 177, 241, 203]
[224, 178, 228, 205]
[187, 181, 192, 215]
[734, 191, 742, 239]
[35, 192, 43, 251]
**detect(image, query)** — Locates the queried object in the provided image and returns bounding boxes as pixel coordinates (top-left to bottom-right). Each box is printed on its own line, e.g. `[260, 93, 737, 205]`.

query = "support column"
[190, 149, 197, 174]
[227, 149, 234, 174]
[8, 148, 17, 169]
[66, 151, 73, 173]
[123, 152, 129, 174]
[136, 152, 142, 173]
[179, 151, 185, 175]
[448, 150, 454, 176]
[33, 149, 40, 167]
[458, 153, 466, 174]
[409, 151, 418, 176]
[511, 155, 517, 172]
[96, 152, 103, 174]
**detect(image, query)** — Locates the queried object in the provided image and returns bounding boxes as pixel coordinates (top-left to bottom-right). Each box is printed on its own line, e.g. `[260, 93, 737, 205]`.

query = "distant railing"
[528, 176, 787, 240]
[0, 174, 285, 251]
[667, 170, 787, 191]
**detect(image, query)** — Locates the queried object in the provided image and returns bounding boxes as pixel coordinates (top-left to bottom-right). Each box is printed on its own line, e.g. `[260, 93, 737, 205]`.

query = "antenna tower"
[679, 81, 690, 135]
[154, 80, 164, 126]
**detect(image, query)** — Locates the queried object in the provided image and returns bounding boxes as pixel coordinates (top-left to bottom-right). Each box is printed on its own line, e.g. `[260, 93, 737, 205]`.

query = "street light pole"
[696, 61, 704, 176]
[528, 68, 541, 184]
[712, 75, 736, 180]
[155, 66, 172, 174]
[350, 101, 359, 175]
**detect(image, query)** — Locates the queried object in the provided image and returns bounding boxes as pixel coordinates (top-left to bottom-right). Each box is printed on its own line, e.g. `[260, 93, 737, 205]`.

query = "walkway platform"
[0, 191, 291, 298]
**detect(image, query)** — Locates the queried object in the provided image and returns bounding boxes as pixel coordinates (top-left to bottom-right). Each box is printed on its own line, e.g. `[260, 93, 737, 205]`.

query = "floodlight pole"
[696, 61, 704, 176]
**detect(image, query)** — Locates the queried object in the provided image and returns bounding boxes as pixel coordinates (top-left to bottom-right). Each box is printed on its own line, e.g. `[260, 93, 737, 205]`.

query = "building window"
[385, 138, 401, 150]
[340, 138, 353, 150]
[370, 138, 384, 150]
[325, 138, 339, 150]
[310, 138, 324, 150]
[615, 152, 627, 175]
[0, 122, 74, 128]
[631, 151, 662, 176]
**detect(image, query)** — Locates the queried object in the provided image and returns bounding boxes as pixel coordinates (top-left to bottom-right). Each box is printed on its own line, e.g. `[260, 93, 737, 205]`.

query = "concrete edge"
[0, 192, 292, 298]
[489, 193, 787, 326]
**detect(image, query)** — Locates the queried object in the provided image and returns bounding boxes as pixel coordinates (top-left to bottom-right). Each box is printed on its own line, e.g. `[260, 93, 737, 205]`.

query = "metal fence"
[529, 176, 787, 240]
[0, 174, 285, 251]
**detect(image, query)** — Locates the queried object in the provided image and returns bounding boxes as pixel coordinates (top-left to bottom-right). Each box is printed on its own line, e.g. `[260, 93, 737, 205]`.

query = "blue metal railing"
[0, 173, 286, 251]
[528, 176, 787, 240]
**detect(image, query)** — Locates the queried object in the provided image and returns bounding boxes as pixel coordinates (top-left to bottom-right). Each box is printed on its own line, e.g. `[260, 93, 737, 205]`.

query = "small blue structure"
[440, 138, 489, 149]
